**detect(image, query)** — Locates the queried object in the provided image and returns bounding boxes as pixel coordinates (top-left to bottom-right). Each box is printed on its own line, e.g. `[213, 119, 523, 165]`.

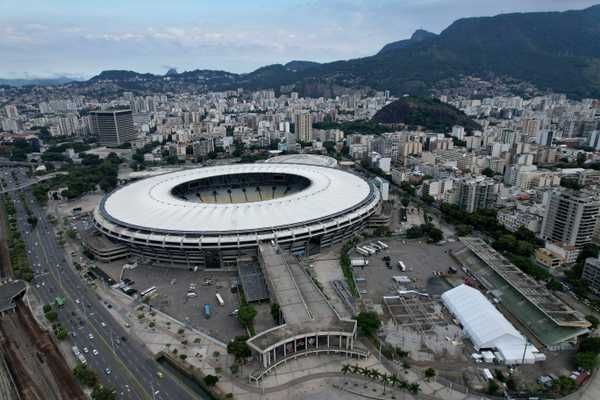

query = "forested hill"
[68, 5, 600, 99]
[372, 97, 481, 133]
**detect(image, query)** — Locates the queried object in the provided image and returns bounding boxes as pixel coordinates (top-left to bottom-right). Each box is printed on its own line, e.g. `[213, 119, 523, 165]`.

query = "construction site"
[347, 236, 591, 393]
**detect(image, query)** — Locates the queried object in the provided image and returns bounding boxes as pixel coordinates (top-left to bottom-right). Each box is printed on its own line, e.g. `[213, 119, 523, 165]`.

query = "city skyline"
[1, 0, 599, 79]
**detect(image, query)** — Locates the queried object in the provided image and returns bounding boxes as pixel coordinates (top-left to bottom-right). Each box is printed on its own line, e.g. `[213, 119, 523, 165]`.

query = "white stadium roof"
[442, 284, 542, 364]
[265, 154, 338, 168]
[100, 163, 373, 233]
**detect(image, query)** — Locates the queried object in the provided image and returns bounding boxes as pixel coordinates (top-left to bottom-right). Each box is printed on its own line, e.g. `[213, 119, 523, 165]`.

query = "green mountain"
[372, 97, 481, 133]
[377, 29, 437, 54]
[81, 5, 600, 98]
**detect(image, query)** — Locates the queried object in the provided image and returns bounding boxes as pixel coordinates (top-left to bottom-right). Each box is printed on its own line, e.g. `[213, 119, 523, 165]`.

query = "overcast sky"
[1, 0, 598, 79]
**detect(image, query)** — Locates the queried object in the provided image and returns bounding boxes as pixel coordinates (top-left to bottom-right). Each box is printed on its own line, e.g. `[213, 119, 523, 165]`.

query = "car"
[75, 299, 81, 304]
[88, 333, 94, 340]
[92, 349, 99, 356]
[100, 322, 106, 328]
[104, 368, 112, 375]
[83, 347, 89, 353]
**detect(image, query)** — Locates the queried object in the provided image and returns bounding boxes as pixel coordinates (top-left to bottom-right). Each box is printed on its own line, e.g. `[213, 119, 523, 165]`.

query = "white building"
[442, 285, 544, 365]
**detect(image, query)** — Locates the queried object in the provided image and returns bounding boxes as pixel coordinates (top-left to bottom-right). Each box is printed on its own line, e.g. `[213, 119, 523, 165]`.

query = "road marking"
[33, 226, 151, 400]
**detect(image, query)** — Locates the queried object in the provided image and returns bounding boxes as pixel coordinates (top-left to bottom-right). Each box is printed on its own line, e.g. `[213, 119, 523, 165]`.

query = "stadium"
[93, 163, 381, 268]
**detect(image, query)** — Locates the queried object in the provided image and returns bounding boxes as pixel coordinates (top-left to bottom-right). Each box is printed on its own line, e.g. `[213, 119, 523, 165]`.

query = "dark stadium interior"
[170, 172, 312, 204]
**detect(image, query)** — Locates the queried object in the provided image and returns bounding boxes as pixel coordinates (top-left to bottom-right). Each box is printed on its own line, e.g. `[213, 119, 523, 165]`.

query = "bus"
[363, 246, 377, 255]
[398, 261, 406, 272]
[356, 247, 370, 256]
[215, 293, 224, 306]
[140, 286, 157, 297]
[377, 241, 389, 249]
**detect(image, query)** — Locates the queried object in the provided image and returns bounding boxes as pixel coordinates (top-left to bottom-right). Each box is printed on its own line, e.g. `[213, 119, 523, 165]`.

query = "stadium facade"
[93, 163, 380, 268]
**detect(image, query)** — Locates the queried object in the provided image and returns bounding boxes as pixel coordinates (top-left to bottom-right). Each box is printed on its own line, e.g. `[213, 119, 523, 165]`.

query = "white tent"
[442, 284, 542, 364]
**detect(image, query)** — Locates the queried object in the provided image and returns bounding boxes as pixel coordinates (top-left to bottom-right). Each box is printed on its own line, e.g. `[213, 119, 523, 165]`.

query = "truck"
[203, 303, 211, 319]
[72, 346, 87, 365]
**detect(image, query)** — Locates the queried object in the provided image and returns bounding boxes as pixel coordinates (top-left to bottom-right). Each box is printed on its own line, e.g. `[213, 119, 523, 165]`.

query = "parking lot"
[99, 263, 274, 342]
[351, 238, 466, 301]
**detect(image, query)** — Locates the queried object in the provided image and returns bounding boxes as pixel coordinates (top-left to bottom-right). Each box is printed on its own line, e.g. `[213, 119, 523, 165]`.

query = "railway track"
[0, 301, 85, 400]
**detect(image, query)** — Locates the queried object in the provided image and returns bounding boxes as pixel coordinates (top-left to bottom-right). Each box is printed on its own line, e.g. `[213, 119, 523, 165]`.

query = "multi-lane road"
[1, 167, 204, 400]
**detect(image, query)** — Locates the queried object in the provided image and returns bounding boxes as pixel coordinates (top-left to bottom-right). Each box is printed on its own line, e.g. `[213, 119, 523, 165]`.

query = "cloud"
[1, 0, 599, 77]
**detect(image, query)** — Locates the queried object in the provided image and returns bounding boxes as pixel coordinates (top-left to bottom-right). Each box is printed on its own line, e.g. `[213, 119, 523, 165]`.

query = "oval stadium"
[92, 163, 381, 268]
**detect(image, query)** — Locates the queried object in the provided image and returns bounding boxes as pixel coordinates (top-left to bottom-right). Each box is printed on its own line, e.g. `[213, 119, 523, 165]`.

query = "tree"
[487, 379, 499, 395]
[43, 304, 52, 313]
[580, 337, 600, 354]
[204, 374, 219, 387]
[427, 227, 443, 243]
[577, 243, 599, 264]
[401, 198, 410, 207]
[227, 336, 251, 362]
[55, 326, 68, 340]
[575, 352, 598, 371]
[45, 310, 58, 322]
[421, 194, 435, 205]
[455, 224, 473, 236]
[73, 364, 98, 387]
[406, 225, 424, 238]
[546, 279, 562, 291]
[91, 385, 116, 400]
[553, 376, 577, 395]
[356, 312, 381, 336]
[586, 315, 599, 329]
[237, 304, 257, 329]
[270, 303, 281, 324]
[424, 368, 436, 380]
[481, 168, 495, 178]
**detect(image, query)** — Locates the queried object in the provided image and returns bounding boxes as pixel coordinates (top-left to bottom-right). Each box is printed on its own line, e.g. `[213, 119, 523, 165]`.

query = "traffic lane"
[23, 196, 196, 400]
[9, 194, 137, 397]
[21, 194, 183, 400]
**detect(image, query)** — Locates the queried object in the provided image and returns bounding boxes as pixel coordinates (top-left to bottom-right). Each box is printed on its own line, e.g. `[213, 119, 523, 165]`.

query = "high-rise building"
[456, 177, 499, 213]
[294, 112, 312, 143]
[4, 104, 19, 119]
[91, 109, 136, 146]
[582, 257, 600, 294]
[541, 189, 600, 250]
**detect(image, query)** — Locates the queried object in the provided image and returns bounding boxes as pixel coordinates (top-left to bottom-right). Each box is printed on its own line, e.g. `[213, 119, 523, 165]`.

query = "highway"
[1, 167, 204, 400]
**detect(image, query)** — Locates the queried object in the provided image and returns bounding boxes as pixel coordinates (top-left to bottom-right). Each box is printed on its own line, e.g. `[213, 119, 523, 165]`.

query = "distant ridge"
[20, 5, 600, 99]
[0, 77, 79, 87]
[377, 29, 437, 54]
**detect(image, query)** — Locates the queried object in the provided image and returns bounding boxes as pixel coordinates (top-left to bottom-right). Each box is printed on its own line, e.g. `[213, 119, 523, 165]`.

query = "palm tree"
[380, 373, 390, 394]
[341, 364, 351, 375]
[369, 369, 381, 381]
[408, 383, 420, 394]
[359, 367, 370, 377]
[351, 364, 361, 375]
[389, 374, 401, 388]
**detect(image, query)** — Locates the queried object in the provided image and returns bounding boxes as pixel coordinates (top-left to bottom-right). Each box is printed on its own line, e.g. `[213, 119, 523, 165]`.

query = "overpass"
[0, 172, 66, 194]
